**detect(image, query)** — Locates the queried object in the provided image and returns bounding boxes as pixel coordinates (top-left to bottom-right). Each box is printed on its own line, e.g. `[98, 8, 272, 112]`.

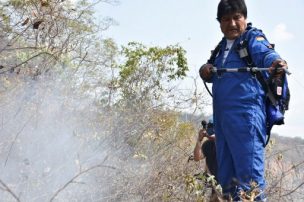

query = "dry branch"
[49, 163, 117, 202]
[0, 179, 20, 202]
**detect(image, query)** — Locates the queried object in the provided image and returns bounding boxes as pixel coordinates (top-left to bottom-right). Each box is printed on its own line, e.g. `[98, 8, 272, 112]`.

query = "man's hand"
[198, 129, 207, 142]
[199, 63, 214, 81]
[269, 59, 288, 78]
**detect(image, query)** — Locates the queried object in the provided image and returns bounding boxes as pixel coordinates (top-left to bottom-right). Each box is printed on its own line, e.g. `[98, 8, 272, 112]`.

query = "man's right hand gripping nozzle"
[199, 63, 214, 82]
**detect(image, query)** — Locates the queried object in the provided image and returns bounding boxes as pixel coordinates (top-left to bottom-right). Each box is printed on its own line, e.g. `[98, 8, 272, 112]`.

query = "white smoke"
[0, 72, 150, 202]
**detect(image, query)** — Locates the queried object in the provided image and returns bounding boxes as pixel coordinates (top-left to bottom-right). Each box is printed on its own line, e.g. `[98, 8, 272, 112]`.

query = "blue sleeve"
[247, 29, 282, 68]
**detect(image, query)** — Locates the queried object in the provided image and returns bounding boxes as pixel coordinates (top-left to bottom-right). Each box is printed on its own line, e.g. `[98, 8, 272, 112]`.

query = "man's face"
[220, 12, 247, 40]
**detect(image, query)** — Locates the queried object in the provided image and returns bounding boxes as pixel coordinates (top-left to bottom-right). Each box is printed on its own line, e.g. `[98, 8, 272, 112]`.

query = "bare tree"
[0, 0, 116, 76]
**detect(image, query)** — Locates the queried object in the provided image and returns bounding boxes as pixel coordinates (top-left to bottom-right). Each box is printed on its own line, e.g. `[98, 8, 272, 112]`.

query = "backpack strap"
[207, 41, 222, 64]
[238, 25, 278, 106]
[255, 71, 277, 106]
[238, 24, 287, 147]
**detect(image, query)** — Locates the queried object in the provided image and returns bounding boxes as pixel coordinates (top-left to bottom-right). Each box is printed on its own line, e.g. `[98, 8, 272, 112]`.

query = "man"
[199, 0, 288, 201]
[193, 119, 218, 201]
[193, 119, 217, 177]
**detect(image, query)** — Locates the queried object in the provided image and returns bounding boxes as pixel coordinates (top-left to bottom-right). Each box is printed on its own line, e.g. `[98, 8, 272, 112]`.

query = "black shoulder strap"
[238, 24, 256, 67]
[207, 41, 222, 64]
[255, 71, 277, 106]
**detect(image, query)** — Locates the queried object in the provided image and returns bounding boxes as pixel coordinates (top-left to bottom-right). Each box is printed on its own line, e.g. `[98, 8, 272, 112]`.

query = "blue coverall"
[210, 25, 281, 200]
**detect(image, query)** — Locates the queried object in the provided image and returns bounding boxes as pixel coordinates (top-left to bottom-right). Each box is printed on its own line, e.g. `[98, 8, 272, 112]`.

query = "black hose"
[203, 80, 213, 97]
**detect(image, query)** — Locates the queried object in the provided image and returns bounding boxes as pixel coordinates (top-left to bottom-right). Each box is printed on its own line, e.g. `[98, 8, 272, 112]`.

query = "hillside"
[268, 133, 304, 164]
[264, 134, 304, 202]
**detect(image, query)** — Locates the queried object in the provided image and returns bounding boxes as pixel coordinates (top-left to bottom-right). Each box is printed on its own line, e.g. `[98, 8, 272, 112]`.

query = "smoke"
[0, 72, 151, 202]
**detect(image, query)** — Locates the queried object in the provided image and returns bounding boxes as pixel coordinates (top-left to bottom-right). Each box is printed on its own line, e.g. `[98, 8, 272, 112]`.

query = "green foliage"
[118, 42, 188, 107]
[119, 42, 188, 81]
[184, 172, 222, 201]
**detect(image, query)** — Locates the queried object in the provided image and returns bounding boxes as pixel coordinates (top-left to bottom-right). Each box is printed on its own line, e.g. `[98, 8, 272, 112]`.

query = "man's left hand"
[269, 59, 288, 77]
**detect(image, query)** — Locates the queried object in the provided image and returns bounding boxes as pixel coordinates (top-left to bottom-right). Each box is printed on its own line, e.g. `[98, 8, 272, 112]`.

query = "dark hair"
[201, 140, 217, 177]
[217, 0, 247, 22]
